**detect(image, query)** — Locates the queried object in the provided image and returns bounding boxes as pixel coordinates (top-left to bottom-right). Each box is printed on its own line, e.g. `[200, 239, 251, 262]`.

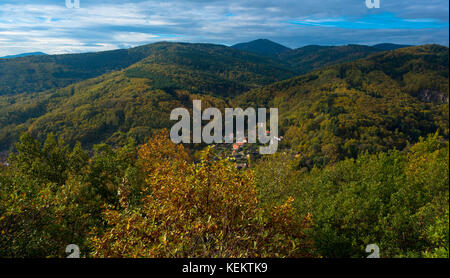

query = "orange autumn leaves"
[90, 130, 313, 258]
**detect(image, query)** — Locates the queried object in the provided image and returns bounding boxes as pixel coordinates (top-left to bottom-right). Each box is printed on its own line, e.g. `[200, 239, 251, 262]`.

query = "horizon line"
[3, 39, 445, 58]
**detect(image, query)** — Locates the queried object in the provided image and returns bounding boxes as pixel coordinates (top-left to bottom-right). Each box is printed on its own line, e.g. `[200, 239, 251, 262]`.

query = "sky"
[0, 0, 448, 56]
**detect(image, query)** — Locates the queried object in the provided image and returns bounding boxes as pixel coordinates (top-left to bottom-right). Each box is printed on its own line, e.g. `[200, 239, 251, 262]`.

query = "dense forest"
[234, 44, 449, 168]
[0, 40, 448, 258]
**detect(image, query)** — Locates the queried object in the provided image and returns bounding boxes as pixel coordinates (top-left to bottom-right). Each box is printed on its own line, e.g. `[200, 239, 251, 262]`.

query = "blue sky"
[0, 0, 448, 56]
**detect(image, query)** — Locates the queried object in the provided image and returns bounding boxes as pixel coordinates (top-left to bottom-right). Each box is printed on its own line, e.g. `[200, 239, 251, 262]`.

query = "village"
[211, 131, 283, 169]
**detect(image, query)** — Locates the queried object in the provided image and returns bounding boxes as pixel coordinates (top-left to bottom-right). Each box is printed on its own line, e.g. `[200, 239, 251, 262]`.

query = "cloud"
[288, 12, 449, 29]
[0, 0, 448, 56]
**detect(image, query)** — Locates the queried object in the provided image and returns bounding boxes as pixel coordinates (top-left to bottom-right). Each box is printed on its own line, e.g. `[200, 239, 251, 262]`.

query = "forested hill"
[0, 42, 297, 149]
[0, 46, 155, 96]
[0, 40, 411, 97]
[122, 42, 298, 95]
[0, 43, 447, 157]
[1, 39, 447, 259]
[233, 44, 449, 168]
[230, 39, 411, 74]
[372, 43, 412, 51]
[232, 39, 292, 56]
[0, 42, 299, 97]
[278, 44, 381, 74]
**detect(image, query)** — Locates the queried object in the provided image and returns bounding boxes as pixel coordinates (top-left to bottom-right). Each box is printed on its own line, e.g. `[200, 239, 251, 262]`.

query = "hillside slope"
[231, 40, 406, 74]
[0, 42, 297, 149]
[234, 44, 449, 168]
[1, 43, 447, 159]
[0, 40, 401, 97]
[372, 43, 412, 51]
[0, 42, 297, 97]
[278, 44, 381, 74]
[0, 46, 160, 96]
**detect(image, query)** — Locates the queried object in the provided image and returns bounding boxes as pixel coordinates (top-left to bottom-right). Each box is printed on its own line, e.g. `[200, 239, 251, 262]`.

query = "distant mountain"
[1, 41, 447, 153]
[278, 44, 380, 74]
[0, 40, 411, 97]
[0, 46, 159, 96]
[0, 42, 297, 97]
[232, 41, 411, 75]
[0, 52, 47, 59]
[372, 43, 412, 51]
[232, 39, 292, 56]
[0, 42, 297, 149]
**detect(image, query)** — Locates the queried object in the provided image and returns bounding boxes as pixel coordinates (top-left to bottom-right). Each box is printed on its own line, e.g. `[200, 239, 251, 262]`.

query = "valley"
[0, 39, 448, 258]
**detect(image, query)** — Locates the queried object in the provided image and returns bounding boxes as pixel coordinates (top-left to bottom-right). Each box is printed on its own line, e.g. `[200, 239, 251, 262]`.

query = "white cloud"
[0, 0, 448, 56]
[113, 32, 159, 42]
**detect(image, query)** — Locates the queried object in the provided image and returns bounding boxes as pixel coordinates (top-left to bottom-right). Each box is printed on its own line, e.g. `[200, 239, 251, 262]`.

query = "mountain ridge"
[231, 39, 414, 74]
[0, 42, 298, 149]
[232, 39, 292, 56]
[0, 52, 47, 59]
[233, 44, 448, 167]
[0, 44, 447, 156]
[372, 43, 412, 51]
[0, 40, 420, 97]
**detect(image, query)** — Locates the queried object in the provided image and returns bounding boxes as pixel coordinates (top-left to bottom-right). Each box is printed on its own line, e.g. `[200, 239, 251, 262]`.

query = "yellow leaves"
[161, 234, 167, 246]
[89, 130, 314, 258]
[305, 212, 313, 222]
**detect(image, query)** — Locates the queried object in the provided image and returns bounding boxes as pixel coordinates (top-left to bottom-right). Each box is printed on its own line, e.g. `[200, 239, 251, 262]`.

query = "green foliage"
[1, 131, 314, 258]
[0, 45, 157, 96]
[422, 208, 449, 258]
[0, 43, 448, 258]
[0, 42, 297, 151]
[90, 131, 313, 258]
[235, 44, 449, 169]
[0, 133, 91, 257]
[278, 44, 381, 75]
[1, 44, 447, 158]
[0, 132, 141, 257]
[254, 133, 449, 258]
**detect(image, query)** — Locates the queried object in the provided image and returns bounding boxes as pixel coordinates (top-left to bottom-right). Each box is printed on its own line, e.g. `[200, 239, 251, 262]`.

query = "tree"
[90, 130, 314, 258]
